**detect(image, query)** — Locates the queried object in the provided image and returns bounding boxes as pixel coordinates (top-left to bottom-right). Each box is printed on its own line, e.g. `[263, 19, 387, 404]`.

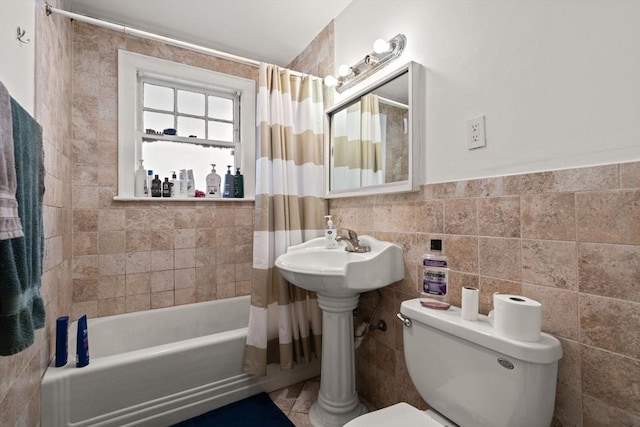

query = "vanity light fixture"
[324, 33, 406, 93]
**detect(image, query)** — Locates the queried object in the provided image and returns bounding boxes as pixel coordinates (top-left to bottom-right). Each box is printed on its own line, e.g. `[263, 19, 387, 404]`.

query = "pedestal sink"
[275, 236, 404, 427]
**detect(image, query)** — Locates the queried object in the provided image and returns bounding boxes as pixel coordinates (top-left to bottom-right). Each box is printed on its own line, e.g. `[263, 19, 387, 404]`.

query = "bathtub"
[41, 295, 320, 427]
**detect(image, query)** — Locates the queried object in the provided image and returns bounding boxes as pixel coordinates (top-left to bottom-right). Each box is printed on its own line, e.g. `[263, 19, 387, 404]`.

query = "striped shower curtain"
[331, 103, 361, 190]
[360, 94, 383, 186]
[244, 64, 326, 376]
[331, 94, 383, 190]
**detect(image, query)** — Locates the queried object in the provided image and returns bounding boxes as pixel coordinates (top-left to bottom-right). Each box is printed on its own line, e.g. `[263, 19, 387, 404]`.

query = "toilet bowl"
[346, 298, 562, 427]
[346, 403, 452, 427]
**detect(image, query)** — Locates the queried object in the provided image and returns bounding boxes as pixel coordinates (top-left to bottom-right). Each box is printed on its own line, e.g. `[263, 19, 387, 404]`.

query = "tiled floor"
[269, 377, 374, 427]
[270, 378, 320, 427]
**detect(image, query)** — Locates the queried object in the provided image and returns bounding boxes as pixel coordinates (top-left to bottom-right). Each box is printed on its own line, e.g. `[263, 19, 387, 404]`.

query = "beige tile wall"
[328, 162, 640, 426]
[70, 21, 258, 319]
[0, 0, 73, 425]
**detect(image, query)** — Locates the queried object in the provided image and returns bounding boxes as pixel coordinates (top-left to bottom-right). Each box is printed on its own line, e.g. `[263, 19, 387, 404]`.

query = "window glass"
[177, 116, 205, 138]
[143, 111, 174, 132]
[143, 83, 173, 111]
[208, 96, 234, 120]
[142, 140, 234, 189]
[208, 121, 234, 142]
[177, 90, 205, 116]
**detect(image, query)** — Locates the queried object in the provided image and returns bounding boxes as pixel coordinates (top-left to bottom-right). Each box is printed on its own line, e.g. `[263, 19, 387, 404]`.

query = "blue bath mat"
[171, 392, 295, 427]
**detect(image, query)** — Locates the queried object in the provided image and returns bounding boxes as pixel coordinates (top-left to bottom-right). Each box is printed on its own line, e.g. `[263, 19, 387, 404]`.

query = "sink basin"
[275, 236, 404, 295]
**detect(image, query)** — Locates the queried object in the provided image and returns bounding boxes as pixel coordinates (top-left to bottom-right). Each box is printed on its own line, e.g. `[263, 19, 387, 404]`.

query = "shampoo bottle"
[324, 215, 338, 249]
[187, 169, 195, 197]
[222, 165, 235, 198]
[151, 174, 162, 197]
[234, 168, 244, 198]
[162, 177, 172, 197]
[420, 239, 450, 309]
[134, 160, 147, 197]
[55, 316, 69, 367]
[179, 169, 187, 197]
[170, 171, 179, 197]
[76, 314, 90, 368]
[206, 164, 221, 198]
[146, 170, 154, 197]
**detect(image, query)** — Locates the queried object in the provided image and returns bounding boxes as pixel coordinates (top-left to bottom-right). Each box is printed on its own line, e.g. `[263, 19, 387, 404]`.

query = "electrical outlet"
[467, 116, 486, 149]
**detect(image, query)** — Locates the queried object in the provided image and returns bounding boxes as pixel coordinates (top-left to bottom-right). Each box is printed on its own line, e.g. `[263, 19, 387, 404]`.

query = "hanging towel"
[0, 97, 45, 356]
[0, 81, 23, 240]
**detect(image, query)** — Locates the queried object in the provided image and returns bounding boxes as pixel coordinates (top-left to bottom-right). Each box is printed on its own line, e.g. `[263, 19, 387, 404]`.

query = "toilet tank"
[400, 299, 562, 427]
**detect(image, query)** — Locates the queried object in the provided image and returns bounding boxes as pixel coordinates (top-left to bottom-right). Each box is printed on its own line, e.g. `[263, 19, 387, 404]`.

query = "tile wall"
[70, 21, 258, 319]
[0, 0, 73, 424]
[329, 162, 640, 426]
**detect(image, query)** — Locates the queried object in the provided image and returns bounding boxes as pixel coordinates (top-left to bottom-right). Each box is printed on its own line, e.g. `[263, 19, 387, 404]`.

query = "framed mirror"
[325, 61, 423, 198]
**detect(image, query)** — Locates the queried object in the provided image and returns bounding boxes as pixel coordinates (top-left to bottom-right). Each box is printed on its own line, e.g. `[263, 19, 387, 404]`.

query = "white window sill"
[113, 196, 254, 202]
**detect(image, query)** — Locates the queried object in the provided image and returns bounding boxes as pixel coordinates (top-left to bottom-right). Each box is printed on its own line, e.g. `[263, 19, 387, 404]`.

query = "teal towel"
[0, 98, 45, 356]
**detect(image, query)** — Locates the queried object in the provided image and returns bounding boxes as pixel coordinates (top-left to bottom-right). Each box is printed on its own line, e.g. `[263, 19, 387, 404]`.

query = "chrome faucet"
[336, 228, 371, 253]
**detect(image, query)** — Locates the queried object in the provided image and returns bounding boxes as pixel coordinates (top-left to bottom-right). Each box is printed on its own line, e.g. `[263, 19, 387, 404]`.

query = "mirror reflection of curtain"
[359, 94, 383, 186]
[331, 94, 383, 190]
[331, 104, 361, 190]
[244, 64, 325, 376]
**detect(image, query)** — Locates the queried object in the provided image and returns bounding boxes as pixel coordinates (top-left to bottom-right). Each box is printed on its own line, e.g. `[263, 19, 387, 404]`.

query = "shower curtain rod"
[44, 2, 316, 79]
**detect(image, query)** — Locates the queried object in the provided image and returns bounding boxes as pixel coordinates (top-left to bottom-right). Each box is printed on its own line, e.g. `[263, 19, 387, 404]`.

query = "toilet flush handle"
[396, 312, 412, 327]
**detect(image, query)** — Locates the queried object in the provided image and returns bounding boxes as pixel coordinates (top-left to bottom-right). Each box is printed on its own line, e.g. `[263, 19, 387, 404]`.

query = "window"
[117, 50, 255, 199]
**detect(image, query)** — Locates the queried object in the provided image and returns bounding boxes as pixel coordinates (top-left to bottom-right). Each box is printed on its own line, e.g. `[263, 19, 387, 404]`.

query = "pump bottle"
[170, 171, 179, 197]
[206, 164, 221, 198]
[234, 168, 244, 198]
[324, 215, 338, 249]
[135, 160, 147, 197]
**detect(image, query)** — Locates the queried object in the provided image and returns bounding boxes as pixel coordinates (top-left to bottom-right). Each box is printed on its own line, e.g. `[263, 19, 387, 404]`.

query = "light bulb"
[338, 64, 352, 77]
[373, 38, 391, 54]
[324, 75, 338, 87]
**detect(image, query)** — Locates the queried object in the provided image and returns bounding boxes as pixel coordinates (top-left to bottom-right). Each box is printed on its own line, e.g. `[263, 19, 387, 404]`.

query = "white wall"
[334, 0, 640, 183]
[0, 0, 36, 115]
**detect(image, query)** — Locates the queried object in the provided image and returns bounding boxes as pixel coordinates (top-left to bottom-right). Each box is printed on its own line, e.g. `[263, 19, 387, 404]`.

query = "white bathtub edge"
[90, 361, 321, 427]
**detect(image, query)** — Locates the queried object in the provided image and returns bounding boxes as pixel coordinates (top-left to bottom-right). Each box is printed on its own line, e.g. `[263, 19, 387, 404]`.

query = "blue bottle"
[76, 315, 90, 368]
[55, 316, 69, 367]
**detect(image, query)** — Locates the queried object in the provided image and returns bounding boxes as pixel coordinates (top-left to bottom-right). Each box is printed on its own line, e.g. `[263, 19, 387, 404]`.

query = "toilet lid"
[345, 403, 444, 427]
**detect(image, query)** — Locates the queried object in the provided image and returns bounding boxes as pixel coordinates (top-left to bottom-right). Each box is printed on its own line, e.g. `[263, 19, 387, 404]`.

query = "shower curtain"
[359, 94, 383, 186]
[331, 94, 383, 190]
[244, 64, 326, 376]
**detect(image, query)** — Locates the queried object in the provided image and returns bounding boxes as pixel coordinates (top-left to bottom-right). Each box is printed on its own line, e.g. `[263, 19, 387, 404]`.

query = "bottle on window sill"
[162, 177, 172, 197]
[170, 171, 179, 198]
[146, 170, 154, 197]
[206, 164, 221, 198]
[179, 169, 187, 197]
[234, 167, 244, 198]
[151, 174, 162, 197]
[135, 159, 147, 197]
[222, 165, 235, 198]
[187, 170, 195, 197]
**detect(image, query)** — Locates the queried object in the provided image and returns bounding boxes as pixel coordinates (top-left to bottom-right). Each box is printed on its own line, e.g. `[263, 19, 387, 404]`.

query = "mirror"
[325, 61, 423, 198]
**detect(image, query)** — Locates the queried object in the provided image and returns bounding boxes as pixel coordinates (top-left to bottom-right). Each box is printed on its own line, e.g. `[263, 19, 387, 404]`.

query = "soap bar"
[420, 300, 451, 310]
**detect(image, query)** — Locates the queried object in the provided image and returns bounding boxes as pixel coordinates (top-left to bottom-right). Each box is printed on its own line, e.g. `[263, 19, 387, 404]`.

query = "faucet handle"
[338, 228, 358, 240]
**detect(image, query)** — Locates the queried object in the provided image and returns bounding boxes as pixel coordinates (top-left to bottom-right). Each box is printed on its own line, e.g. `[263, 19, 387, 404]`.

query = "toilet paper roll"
[492, 294, 542, 342]
[461, 287, 479, 321]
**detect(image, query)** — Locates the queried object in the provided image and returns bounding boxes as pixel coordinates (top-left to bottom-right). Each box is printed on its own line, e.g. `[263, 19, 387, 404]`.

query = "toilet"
[345, 298, 563, 427]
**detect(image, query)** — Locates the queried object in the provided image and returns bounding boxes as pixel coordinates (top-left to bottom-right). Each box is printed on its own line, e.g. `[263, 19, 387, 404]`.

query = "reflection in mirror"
[326, 62, 422, 198]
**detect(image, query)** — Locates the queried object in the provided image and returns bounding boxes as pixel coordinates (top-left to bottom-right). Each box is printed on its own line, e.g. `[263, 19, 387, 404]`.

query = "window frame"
[140, 76, 239, 144]
[117, 50, 255, 200]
